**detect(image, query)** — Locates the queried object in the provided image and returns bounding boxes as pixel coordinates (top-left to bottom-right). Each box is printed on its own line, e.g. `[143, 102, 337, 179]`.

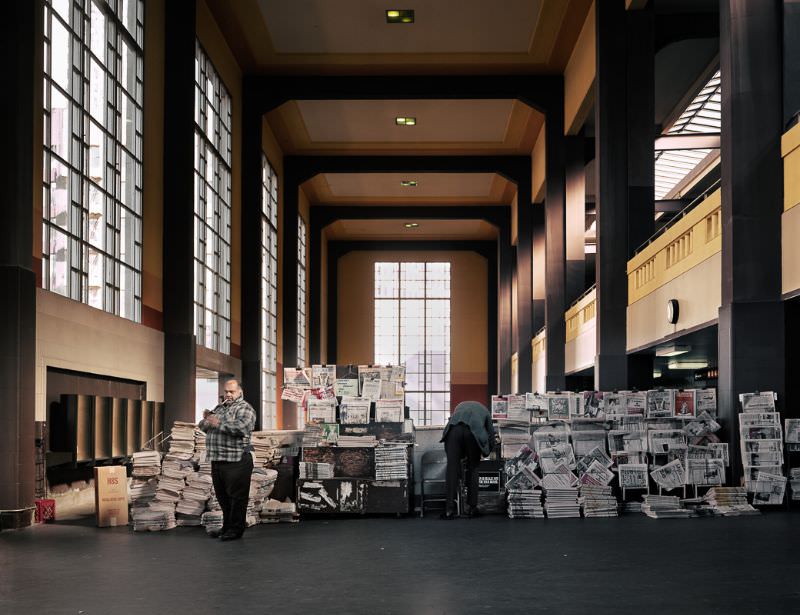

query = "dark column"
[0, 1, 37, 519]
[327, 242, 340, 363]
[625, 1, 656, 390]
[241, 81, 264, 427]
[594, 0, 629, 391]
[498, 221, 513, 393]
[565, 135, 586, 306]
[515, 161, 533, 392]
[163, 1, 197, 426]
[531, 203, 546, 334]
[309, 210, 323, 364]
[718, 1, 785, 482]
[282, 160, 301, 371]
[785, 0, 800, 127]
[486, 244, 499, 399]
[545, 105, 567, 391]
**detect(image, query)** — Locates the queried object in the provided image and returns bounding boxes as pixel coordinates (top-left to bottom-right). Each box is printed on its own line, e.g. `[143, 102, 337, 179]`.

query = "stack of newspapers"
[299, 461, 334, 479]
[260, 499, 299, 523]
[175, 471, 214, 524]
[131, 507, 176, 532]
[641, 494, 691, 518]
[543, 486, 580, 518]
[507, 488, 544, 519]
[579, 485, 618, 517]
[168, 421, 196, 454]
[702, 487, 759, 516]
[375, 444, 408, 479]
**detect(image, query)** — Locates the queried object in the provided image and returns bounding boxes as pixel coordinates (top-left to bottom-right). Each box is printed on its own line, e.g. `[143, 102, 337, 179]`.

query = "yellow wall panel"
[782, 123, 800, 212]
[783, 204, 800, 296]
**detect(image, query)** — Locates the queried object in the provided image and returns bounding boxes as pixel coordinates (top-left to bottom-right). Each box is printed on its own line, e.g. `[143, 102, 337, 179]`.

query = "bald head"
[223, 379, 243, 403]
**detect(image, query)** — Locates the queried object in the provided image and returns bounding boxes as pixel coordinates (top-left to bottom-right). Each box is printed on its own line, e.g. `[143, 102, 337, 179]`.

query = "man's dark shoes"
[440, 511, 456, 520]
[220, 531, 243, 541]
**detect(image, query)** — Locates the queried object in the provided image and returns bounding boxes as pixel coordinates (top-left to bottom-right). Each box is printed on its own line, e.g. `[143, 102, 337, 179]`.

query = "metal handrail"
[567, 283, 597, 310]
[632, 178, 721, 257]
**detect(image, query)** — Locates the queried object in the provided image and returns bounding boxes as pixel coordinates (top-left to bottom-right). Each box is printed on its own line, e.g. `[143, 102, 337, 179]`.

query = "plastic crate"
[34, 499, 56, 523]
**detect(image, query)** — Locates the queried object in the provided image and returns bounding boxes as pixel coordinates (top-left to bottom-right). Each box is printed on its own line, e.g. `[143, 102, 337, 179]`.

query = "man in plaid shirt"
[198, 378, 256, 541]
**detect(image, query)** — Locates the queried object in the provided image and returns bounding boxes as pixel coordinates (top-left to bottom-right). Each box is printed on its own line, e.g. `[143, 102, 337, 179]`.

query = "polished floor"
[2, 512, 799, 614]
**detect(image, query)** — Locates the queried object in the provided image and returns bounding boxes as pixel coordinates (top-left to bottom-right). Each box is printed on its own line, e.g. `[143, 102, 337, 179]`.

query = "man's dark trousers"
[211, 453, 254, 536]
[443, 422, 481, 514]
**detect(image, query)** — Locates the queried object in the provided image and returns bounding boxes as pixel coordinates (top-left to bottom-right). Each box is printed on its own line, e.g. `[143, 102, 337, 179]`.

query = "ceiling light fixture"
[400, 180, 417, 187]
[386, 9, 414, 24]
[667, 360, 708, 370]
[404, 222, 419, 228]
[655, 344, 691, 357]
[395, 116, 417, 126]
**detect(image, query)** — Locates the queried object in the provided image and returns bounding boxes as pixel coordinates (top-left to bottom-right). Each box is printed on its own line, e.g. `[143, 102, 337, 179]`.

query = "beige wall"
[197, 0, 243, 351]
[298, 189, 311, 367]
[532, 350, 546, 394]
[784, 204, 800, 296]
[563, 0, 595, 135]
[627, 252, 721, 351]
[532, 129, 546, 202]
[565, 321, 596, 374]
[337, 250, 488, 386]
[36, 289, 165, 421]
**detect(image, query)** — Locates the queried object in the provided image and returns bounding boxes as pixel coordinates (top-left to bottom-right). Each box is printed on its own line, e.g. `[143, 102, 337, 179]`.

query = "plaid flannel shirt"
[199, 396, 256, 462]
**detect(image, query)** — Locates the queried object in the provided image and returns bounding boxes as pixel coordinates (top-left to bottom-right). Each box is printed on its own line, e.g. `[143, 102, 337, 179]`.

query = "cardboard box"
[94, 466, 129, 527]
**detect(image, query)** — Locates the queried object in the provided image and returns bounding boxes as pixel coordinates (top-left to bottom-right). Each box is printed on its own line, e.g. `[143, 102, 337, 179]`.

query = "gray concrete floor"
[2, 512, 799, 614]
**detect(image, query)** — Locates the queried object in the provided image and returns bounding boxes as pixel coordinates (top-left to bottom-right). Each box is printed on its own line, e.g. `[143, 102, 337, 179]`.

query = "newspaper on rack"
[687, 458, 725, 486]
[740, 391, 777, 412]
[604, 393, 625, 417]
[571, 422, 608, 457]
[491, 395, 508, 420]
[538, 443, 576, 473]
[311, 365, 337, 387]
[334, 378, 359, 397]
[624, 391, 647, 417]
[579, 391, 605, 419]
[648, 430, 688, 453]
[695, 388, 717, 417]
[674, 390, 696, 418]
[281, 386, 307, 403]
[578, 460, 615, 486]
[541, 465, 578, 488]
[575, 446, 613, 476]
[375, 398, 404, 423]
[708, 442, 729, 466]
[307, 398, 337, 424]
[751, 471, 787, 505]
[650, 459, 685, 490]
[283, 367, 312, 389]
[505, 444, 538, 479]
[785, 419, 800, 444]
[547, 395, 571, 421]
[339, 397, 371, 424]
[505, 395, 529, 422]
[607, 430, 646, 454]
[526, 393, 549, 422]
[789, 468, 800, 500]
[531, 422, 571, 451]
[618, 464, 649, 489]
[360, 378, 382, 402]
[683, 411, 721, 437]
[646, 389, 675, 419]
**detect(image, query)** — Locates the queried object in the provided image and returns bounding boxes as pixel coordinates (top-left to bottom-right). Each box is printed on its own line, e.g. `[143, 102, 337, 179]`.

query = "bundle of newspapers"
[247, 468, 279, 526]
[641, 494, 691, 519]
[251, 431, 284, 467]
[168, 421, 196, 454]
[579, 485, 618, 517]
[260, 499, 299, 523]
[193, 429, 206, 464]
[132, 506, 177, 532]
[375, 443, 409, 479]
[201, 510, 224, 534]
[337, 435, 377, 447]
[175, 471, 214, 524]
[507, 488, 544, 519]
[299, 461, 334, 479]
[131, 450, 161, 478]
[543, 486, 580, 518]
[701, 487, 759, 516]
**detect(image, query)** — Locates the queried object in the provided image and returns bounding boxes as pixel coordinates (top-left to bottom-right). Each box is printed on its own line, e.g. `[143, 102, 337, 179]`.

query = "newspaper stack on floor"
[247, 468, 279, 526]
[175, 472, 214, 525]
[622, 501, 642, 514]
[260, 499, 300, 523]
[337, 435, 377, 447]
[543, 486, 581, 518]
[131, 450, 162, 477]
[132, 507, 177, 532]
[579, 485, 618, 517]
[251, 431, 282, 467]
[789, 468, 800, 500]
[375, 444, 408, 479]
[201, 510, 223, 534]
[507, 488, 544, 518]
[129, 477, 158, 510]
[701, 487, 759, 516]
[299, 461, 334, 479]
[641, 495, 691, 518]
[168, 421, 196, 454]
[193, 429, 206, 464]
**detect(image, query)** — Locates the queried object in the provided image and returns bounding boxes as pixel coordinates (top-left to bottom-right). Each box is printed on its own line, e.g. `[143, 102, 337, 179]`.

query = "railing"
[564, 285, 597, 343]
[628, 186, 722, 304]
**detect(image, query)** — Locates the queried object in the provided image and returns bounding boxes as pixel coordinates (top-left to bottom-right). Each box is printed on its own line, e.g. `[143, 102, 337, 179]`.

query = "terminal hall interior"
[2, 0, 800, 613]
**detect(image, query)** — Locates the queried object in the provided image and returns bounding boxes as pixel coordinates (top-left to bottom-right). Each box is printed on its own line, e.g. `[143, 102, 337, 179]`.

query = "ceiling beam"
[654, 133, 720, 150]
[654, 199, 689, 213]
[246, 74, 561, 114]
[311, 204, 510, 229]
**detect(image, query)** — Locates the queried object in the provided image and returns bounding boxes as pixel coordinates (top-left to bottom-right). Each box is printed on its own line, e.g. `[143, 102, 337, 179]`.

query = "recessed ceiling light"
[386, 9, 414, 24]
[667, 360, 708, 370]
[395, 116, 416, 126]
[400, 180, 417, 187]
[404, 222, 419, 228]
[656, 344, 691, 357]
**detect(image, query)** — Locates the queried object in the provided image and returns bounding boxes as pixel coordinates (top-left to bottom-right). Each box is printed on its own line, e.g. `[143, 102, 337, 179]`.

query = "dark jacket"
[440, 401, 496, 457]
